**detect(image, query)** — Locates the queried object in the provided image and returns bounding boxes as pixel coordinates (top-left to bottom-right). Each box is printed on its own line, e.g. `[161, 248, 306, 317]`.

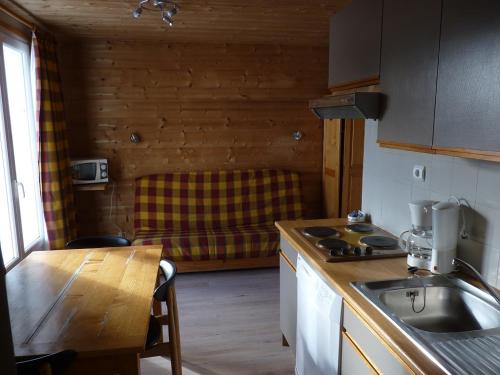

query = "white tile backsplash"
[428, 155, 454, 195]
[362, 120, 500, 287]
[380, 180, 412, 235]
[451, 158, 479, 205]
[477, 161, 500, 210]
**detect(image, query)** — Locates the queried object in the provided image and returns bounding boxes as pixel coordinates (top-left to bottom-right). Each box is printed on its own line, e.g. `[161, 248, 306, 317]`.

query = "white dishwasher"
[296, 254, 343, 375]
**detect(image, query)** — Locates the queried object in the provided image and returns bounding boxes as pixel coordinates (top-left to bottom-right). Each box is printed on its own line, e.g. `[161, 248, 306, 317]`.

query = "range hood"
[309, 92, 381, 120]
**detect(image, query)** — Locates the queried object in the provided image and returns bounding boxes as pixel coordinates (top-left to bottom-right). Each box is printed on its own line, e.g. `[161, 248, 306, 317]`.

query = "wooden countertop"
[276, 218, 445, 375]
[7, 245, 163, 358]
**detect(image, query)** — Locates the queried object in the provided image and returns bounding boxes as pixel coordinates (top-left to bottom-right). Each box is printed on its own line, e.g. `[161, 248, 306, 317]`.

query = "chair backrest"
[17, 350, 77, 375]
[134, 169, 305, 232]
[65, 236, 131, 249]
[153, 260, 177, 302]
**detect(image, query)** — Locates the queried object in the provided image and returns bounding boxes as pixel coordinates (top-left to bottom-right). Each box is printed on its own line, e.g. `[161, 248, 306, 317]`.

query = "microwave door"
[72, 163, 97, 184]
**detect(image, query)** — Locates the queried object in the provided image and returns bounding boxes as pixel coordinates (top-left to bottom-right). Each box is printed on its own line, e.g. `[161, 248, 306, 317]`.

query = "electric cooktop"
[294, 223, 407, 262]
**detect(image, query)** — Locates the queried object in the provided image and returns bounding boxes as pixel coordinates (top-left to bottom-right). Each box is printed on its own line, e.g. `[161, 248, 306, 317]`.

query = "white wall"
[362, 120, 500, 286]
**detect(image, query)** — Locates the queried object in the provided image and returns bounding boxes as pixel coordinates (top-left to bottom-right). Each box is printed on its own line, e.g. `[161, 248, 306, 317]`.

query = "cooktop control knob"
[329, 249, 338, 257]
[353, 247, 362, 256]
[341, 247, 350, 256]
[365, 246, 373, 255]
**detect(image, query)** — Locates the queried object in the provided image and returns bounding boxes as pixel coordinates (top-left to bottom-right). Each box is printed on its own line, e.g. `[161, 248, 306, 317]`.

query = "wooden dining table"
[6, 245, 163, 375]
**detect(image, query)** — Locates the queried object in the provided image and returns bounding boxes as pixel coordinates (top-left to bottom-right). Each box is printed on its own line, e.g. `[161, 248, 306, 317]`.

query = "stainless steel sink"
[352, 275, 500, 375]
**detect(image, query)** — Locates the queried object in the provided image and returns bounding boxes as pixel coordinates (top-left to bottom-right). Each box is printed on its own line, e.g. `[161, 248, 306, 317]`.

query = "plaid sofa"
[132, 169, 305, 261]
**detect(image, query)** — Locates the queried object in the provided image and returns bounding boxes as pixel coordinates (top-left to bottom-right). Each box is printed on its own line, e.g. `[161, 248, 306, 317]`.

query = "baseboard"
[175, 255, 279, 273]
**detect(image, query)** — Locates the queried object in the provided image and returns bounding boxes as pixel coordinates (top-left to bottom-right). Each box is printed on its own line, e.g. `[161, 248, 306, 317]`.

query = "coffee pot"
[400, 199, 460, 273]
[400, 200, 434, 270]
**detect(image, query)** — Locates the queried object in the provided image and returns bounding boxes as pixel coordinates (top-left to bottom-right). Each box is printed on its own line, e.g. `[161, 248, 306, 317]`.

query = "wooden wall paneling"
[322, 119, 342, 218]
[59, 41, 328, 237]
[20, 0, 349, 45]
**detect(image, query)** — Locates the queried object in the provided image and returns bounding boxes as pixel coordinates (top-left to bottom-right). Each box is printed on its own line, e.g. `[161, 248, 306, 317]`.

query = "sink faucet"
[453, 258, 500, 306]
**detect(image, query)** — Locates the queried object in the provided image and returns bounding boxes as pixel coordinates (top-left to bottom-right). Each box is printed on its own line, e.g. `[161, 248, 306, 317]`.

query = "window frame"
[0, 30, 46, 272]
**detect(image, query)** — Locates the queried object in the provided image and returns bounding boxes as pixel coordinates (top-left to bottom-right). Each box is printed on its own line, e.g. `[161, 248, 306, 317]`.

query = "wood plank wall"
[58, 40, 328, 237]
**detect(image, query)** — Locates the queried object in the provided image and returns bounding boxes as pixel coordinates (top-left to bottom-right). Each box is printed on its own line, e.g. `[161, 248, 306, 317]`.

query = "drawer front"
[343, 303, 411, 375]
[279, 254, 297, 351]
[280, 237, 298, 268]
[341, 332, 377, 375]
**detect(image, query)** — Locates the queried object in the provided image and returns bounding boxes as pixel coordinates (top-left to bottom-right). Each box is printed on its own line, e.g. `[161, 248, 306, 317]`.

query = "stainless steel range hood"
[309, 92, 380, 120]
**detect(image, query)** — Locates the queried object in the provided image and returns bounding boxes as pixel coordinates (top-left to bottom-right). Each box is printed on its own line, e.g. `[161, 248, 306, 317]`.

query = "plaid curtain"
[33, 32, 77, 249]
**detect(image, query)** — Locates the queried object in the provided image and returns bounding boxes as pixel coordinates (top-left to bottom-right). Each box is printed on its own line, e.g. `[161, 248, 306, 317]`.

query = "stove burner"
[302, 226, 340, 238]
[360, 236, 398, 249]
[316, 238, 350, 251]
[346, 223, 374, 233]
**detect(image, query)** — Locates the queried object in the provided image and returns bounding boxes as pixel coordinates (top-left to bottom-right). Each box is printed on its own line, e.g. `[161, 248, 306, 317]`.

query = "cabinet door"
[329, 0, 382, 89]
[279, 253, 296, 351]
[341, 333, 377, 375]
[378, 0, 442, 146]
[343, 303, 411, 374]
[434, 0, 500, 152]
[280, 237, 298, 268]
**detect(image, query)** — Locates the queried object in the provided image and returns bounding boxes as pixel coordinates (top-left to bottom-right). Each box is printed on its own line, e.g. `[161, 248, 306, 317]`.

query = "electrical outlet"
[413, 165, 426, 182]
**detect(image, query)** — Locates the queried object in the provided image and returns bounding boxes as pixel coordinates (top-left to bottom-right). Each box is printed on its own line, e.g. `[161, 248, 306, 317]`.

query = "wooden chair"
[65, 235, 131, 249]
[16, 350, 77, 375]
[141, 260, 182, 375]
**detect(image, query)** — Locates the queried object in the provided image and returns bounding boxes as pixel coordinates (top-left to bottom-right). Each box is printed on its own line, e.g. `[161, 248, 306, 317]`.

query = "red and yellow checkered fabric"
[133, 169, 304, 261]
[134, 224, 280, 261]
[34, 32, 77, 249]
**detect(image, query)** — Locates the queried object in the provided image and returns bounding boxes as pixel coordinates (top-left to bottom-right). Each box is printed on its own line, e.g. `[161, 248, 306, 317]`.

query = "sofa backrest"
[134, 169, 305, 231]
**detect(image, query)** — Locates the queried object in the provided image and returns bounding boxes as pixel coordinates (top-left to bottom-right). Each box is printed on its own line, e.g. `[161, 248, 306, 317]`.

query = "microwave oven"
[71, 159, 109, 185]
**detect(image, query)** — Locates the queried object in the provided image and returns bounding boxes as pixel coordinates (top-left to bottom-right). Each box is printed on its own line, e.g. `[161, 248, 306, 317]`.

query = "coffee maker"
[400, 199, 460, 273]
[400, 200, 434, 271]
[430, 201, 460, 274]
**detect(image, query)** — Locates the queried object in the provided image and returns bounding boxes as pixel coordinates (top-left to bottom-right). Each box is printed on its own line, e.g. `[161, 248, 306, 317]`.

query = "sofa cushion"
[133, 224, 280, 261]
[134, 169, 304, 232]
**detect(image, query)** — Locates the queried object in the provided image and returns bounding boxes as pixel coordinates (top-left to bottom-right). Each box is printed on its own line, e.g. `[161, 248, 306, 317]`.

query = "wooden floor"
[141, 268, 295, 375]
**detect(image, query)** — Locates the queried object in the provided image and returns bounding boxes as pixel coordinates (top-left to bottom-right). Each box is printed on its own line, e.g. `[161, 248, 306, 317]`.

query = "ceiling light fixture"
[132, 0, 179, 26]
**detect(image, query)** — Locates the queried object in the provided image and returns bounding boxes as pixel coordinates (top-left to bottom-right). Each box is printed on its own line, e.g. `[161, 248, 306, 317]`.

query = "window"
[0, 32, 45, 270]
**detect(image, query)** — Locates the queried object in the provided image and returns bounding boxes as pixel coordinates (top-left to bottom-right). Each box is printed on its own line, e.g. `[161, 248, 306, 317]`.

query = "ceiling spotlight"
[162, 8, 176, 26]
[165, 7, 177, 18]
[132, 1, 179, 26]
[132, 7, 142, 18]
[162, 14, 174, 26]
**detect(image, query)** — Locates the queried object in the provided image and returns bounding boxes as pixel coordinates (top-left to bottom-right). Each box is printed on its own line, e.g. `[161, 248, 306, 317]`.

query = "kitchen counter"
[276, 218, 445, 375]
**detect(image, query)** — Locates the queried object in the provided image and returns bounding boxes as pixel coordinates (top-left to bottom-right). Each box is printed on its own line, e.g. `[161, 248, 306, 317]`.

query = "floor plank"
[141, 268, 295, 375]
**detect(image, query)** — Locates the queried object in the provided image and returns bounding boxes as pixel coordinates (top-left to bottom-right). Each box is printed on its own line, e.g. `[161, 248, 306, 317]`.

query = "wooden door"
[341, 119, 365, 218]
[323, 119, 365, 218]
[323, 120, 343, 218]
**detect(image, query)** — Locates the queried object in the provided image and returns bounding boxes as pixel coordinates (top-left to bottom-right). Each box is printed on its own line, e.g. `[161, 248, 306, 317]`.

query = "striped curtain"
[33, 32, 77, 249]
